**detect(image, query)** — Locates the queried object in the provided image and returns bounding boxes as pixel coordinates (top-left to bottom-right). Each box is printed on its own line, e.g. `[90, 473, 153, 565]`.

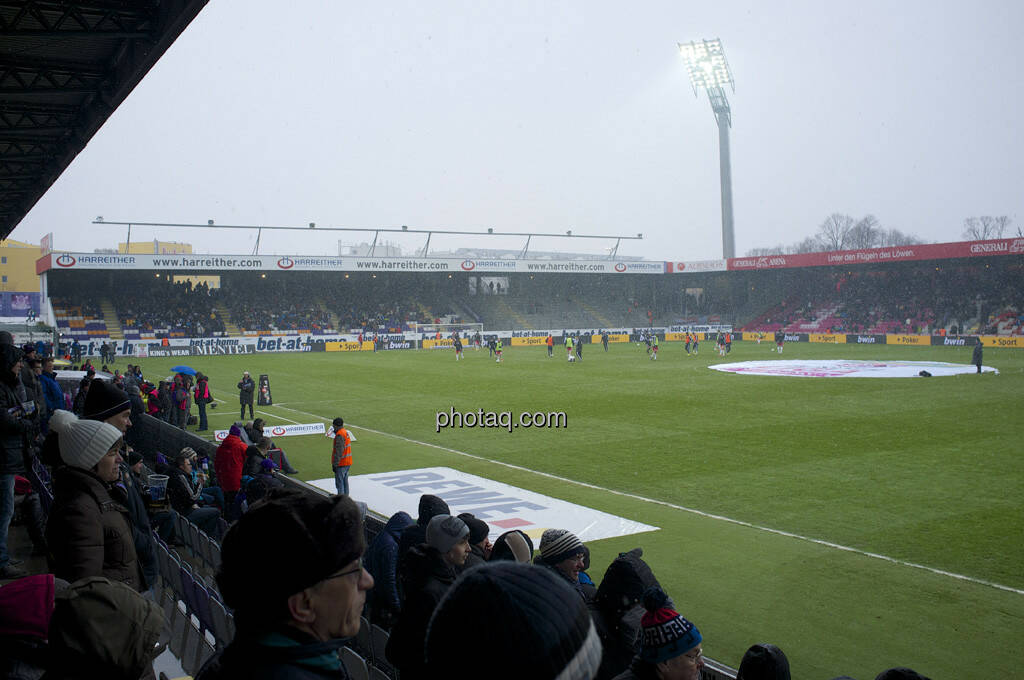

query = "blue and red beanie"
[640, 586, 702, 664]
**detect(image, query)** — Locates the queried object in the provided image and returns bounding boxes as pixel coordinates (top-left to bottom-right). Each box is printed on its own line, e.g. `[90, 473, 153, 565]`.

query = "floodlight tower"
[678, 38, 736, 259]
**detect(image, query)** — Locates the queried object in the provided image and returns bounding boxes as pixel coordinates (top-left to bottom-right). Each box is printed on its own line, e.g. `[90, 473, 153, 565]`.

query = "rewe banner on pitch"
[309, 467, 658, 543]
[213, 422, 325, 441]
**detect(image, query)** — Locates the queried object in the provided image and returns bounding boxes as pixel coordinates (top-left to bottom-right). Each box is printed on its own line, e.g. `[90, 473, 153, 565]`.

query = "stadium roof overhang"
[0, 0, 210, 240]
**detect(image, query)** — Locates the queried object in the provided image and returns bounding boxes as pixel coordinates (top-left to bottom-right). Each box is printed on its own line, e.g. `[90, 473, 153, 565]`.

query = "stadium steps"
[572, 296, 614, 328]
[496, 297, 533, 330]
[321, 301, 341, 331]
[100, 299, 124, 340]
[214, 301, 242, 336]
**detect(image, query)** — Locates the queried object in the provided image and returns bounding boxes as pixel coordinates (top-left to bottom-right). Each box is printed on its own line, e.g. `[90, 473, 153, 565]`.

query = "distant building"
[0, 239, 43, 318]
[339, 241, 403, 257]
[118, 239, 193, 254]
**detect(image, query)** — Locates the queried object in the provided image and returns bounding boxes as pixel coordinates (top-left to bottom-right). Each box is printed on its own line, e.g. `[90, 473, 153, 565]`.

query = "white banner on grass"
[213, 422, 325, 441]
[709, 358, 998, 378]
[309, 466, 658, 543]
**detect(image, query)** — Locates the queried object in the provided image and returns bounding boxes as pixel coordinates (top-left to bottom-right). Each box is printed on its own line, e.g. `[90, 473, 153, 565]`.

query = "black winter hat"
[737, 643, 791, 680]
[875, 669, 932, 680]
[417, 494, 450, 525]
[425, 562, 602, 680]
[457, 513, 489, 545]
[595, 547, 660, 616]
[83, 380, 130, 421]
[217, 489, 364, 626]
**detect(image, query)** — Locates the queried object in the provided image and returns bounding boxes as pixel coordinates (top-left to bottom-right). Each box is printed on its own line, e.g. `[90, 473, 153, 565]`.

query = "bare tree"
[846, 214, 882, 249]
[962, 216, 1012, 240]
[788, 236, 823, 254]
[745, 246, 786, 256]
[817, 213, 856, 251]
[878, 228, 923, 247]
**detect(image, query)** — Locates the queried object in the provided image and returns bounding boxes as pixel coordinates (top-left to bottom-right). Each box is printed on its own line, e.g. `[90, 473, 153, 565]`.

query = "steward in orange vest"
[331, 417, 353, 495]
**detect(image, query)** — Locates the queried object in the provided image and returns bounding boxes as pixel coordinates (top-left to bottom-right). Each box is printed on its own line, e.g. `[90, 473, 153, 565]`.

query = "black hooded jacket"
[0, 344, 29, 475]
[386, 544, 456, 678]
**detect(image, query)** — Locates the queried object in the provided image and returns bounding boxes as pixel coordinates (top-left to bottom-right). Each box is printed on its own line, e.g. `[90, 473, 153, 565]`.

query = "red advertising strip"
[727, 238, 1024, 271]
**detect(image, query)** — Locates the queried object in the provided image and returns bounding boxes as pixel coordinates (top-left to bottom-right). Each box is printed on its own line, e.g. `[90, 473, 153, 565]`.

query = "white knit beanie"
[50, 410, 123, 470]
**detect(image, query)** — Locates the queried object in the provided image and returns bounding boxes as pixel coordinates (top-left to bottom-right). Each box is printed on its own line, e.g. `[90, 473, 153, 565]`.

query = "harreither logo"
[461, 260, 476, 271]
[614, 263, 627, 272]
[277, 257, 295, 269]
[56, 253, 76, 267]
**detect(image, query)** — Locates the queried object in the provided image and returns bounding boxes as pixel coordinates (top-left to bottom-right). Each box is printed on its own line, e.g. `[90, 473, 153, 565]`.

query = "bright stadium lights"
[678, 37, 737, 259]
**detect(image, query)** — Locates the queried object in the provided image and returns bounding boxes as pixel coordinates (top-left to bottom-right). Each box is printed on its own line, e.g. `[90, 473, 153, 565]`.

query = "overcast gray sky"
[11, 0, 1024, 260]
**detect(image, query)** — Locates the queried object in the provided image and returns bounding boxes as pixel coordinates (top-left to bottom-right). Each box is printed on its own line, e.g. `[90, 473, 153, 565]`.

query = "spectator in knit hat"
[364, 510, 414, 629]
[45, 410, 146, 591]
[612, 586, 703, 680]
[196, 489, 372, 680]
[456, 512, 491, 571]
[489, 528, 534, 563]
[737, 643, 791, 680]
[83, 380, 158, 593]
[538, 528, 596, 604]
[425, 561, 603, 680]
[397, 493, 450, 564]
[593, 548, 662, 680]
[387, 514, 469, 678]
[45, 576, 164, 680]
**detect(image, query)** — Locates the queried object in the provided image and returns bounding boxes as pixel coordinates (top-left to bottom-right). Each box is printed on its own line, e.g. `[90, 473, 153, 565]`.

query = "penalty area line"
[269, 402, 1024, 597]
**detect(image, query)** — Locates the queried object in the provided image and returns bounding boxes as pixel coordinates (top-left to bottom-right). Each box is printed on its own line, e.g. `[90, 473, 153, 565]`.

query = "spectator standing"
[424, 562, 603, 680]
[972, 338, 984, 374]
[157, 380, 172, 423]
[167, 448, 222, 539]
[39, 356, 65, 431]
[330, 417, 352, 495]
[214, 424, 248, 517]
[612, 587, 703, 680]
[386, 514, 469, 678]
[193, 372, 212, 431]
[171, 376, 189, 430]
[195, 490, 372, 679]
[237, 371, 255, 420]
[83, 380, 158, 593]
[0, 344, 31, 579]
[126, 384, 145, 420]
[364, 510, 413, 629]
[45, 410, 144, 590]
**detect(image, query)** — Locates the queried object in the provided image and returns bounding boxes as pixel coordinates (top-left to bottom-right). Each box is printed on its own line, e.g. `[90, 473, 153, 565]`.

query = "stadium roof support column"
[678, 38, 736, 260]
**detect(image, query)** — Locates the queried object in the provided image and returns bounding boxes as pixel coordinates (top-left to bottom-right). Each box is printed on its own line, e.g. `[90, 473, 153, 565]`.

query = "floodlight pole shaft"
[716, 110, 735, 260]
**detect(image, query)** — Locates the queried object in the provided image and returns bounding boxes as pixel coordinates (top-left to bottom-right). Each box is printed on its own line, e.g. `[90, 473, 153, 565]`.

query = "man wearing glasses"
[196, 489, 373, 679]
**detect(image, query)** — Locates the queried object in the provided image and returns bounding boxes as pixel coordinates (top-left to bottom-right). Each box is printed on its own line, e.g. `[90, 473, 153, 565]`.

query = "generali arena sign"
[36, 253, 666, 275]
[309, 467, 658, 543]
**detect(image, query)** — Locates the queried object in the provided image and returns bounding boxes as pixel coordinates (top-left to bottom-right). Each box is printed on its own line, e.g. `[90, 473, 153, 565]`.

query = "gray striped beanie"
[540, 528, 585, 565]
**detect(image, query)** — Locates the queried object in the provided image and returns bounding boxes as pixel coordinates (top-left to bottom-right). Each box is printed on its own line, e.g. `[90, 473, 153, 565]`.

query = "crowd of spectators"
[116, 278, 225, 337]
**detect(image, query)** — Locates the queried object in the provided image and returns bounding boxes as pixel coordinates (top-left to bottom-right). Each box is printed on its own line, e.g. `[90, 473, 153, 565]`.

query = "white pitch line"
[264, 401, 1023, 597]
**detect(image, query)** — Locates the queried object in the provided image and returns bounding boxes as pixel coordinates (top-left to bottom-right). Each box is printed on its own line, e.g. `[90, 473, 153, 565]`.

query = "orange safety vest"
[546, 336, 553, 346]
[332, 427, 352, 468]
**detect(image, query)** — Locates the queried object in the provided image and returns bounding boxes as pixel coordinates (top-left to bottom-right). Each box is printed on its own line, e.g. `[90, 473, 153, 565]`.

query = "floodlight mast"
[678, 38, 736, 259]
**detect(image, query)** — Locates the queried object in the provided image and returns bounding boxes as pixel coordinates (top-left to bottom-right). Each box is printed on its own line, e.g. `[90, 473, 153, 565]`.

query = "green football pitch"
[132, 340, 1024, 679]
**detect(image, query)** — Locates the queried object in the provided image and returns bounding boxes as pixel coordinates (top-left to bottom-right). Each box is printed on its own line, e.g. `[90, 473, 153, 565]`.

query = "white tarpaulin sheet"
[709, 359, 998, 378]
[309, 467, 658, 543]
